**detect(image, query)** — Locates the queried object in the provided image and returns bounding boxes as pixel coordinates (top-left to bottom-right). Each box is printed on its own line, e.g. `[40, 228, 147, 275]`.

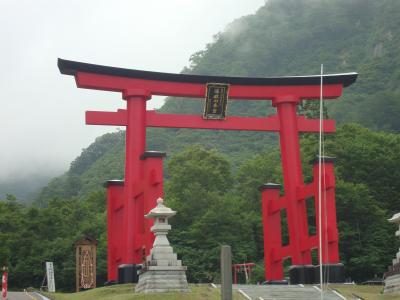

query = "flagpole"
[319, 64, 324, 300]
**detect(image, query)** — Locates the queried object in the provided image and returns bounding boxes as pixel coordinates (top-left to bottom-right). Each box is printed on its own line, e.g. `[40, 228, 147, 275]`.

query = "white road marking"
[238, 289, 252, 300]
[313, 285, 321, 292]
[332, 289, 347, 300]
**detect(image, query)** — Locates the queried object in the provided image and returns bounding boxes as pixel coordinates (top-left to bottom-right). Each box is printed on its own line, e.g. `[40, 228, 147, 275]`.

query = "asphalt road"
[6, 291, 42, 300]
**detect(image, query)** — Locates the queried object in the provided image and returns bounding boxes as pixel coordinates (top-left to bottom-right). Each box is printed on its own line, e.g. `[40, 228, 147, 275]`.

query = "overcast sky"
[0, 0, 265, 181]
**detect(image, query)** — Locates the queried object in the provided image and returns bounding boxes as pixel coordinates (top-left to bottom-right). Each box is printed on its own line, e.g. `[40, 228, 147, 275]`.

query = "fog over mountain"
[0, 0, 264, 200]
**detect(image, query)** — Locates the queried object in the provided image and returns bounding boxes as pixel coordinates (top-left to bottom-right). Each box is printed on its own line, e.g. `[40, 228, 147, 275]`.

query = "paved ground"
[233, 284, 345, 300]
[6, 291, 42, 300]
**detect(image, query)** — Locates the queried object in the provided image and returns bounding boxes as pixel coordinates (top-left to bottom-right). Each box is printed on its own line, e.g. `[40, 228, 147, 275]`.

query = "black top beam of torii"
[58, 59, 357, 87]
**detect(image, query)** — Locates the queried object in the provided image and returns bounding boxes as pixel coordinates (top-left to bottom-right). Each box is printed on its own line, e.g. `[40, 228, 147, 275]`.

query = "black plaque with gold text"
[203, 83, 229, 120]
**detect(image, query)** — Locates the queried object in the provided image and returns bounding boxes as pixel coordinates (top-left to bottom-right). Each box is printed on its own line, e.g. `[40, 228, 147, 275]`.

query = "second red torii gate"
[58, 58, 357, 282]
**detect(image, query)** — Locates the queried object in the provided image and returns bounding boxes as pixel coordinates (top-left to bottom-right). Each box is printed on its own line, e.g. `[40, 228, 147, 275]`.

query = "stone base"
[262, 280, 288, 285]
[314, 263, 345, 283]
[384, 274, 400, 294]
[289, 265, 315, 284]
[135, 269, 190, 293]
[289, 264, 345, 284]
[118, 264, 138, 284]
[104, 280, 118, 286]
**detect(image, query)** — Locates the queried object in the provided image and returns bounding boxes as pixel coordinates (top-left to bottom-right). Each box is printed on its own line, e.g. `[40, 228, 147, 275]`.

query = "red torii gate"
[58, 59, 357, 282]
[232, 263, 256, 284]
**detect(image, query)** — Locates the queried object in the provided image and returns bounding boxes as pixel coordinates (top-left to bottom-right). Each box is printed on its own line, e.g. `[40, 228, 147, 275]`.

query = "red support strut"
[140, 151, 166, 258]
[312, 157, 339, 264]
[105, 152, 166, 281]
[105, 180, 124, 281]
[260, 184, 284, 280]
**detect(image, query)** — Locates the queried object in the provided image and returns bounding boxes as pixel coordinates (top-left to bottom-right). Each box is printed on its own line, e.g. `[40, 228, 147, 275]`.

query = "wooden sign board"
[203, 83, 229, 120]
[75, 236, 98, 292]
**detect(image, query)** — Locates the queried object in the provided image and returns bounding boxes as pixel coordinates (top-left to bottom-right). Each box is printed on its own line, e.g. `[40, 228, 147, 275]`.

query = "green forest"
[2, 0, 400, 290]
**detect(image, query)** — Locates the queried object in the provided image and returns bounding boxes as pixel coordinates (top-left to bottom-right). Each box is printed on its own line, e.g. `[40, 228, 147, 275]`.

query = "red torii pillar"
[274, 95, 311, 265]
[122, 89, 148, 265]
[57, 58, 356, 282]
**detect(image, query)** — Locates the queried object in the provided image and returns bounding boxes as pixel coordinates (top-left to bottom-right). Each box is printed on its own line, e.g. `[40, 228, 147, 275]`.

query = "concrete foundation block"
[384, 274, 400, 294]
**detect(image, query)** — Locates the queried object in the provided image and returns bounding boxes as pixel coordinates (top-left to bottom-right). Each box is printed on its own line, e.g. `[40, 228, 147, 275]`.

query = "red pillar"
[273, 96, 311, 265]
[140, 151, 166, 257]
[312, 157, 339, 264]
[122, 89, 151, 264]
[260, 183, 284, 280]
[105, 180, 124, 281]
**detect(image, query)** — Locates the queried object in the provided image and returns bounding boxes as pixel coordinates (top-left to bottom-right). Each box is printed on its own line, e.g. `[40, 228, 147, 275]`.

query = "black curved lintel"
[103, 179, 125, 188]
[258, 183, 282, 191]
[140, 151, 167, 160]
[58, 58, 357, 87]
[310, 156, 336, 165]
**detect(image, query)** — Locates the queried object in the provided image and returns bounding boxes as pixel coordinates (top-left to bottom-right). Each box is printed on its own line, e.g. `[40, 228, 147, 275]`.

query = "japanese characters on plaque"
[203, 83, 229, 120]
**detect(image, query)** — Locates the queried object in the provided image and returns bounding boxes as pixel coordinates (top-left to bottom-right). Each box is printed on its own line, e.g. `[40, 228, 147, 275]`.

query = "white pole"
[319, 64, 324, 300]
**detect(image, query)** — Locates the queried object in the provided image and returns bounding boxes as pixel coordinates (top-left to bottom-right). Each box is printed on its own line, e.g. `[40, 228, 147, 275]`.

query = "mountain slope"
[163, 0, 400, 130]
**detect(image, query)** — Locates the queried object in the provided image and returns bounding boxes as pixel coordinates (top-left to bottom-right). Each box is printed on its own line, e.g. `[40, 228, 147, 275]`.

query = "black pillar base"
[104, 280, 118, 286]
[314, 263, 345, 283]
[118, 264, 138, 284]
[289, 265, 315, 284]
[263, 280, 288, 285]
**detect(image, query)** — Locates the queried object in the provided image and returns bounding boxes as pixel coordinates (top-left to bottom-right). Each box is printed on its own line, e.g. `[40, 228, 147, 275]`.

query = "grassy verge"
[43, 283, 400, 300]
[330, 284, 400, 300]
[44, 284, 244, 300]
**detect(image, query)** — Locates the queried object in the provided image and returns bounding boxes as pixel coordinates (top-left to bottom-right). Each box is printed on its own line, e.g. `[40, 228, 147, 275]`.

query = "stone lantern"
[384, 212, 400, 294]
[135, 198, 189, 293]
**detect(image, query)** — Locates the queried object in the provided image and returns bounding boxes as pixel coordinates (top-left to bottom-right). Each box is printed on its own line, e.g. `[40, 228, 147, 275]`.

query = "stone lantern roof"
[388, 212, 400, 224]
[145, 198, 176, 219]
[388, 212, 400, 238]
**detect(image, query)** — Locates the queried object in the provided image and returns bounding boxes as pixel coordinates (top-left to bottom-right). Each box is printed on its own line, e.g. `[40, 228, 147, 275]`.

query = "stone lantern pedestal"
[135, 198, 189, 293]
[384, 212, 400, 294]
